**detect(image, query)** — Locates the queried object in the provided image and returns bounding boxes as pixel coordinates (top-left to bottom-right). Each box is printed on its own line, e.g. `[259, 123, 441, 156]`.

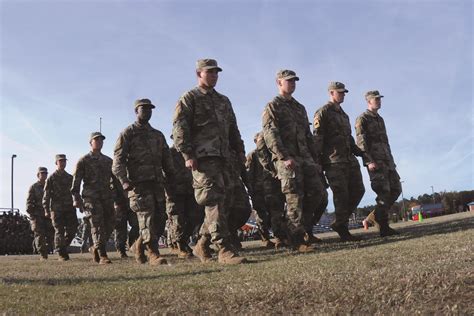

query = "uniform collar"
[197, 86, 215, 95]
[366, 109, 380, 117]
[328, 101, 342, 111]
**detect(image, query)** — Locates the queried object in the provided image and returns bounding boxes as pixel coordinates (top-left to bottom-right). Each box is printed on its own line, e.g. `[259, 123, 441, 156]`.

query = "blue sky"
[1, 0, 472, 214]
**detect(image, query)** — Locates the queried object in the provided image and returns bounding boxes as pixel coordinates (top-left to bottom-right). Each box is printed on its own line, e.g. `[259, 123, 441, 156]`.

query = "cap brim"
[335, 88, 349, 93]
[92, 135, 106, 140]
[282, 75, 299, 81]
[200, 66, 223, 72]
[136, 104, 156, 109]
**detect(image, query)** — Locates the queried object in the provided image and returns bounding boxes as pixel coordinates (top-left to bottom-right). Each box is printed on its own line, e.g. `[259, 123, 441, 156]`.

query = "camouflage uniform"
[165, 146, 204, 255]
[262, 78, 326, 246]
[26, 168, 54, 258]
[113, 183, 139, 254]
[112, 103, 175, 255]
[355, 90, 401, 232]
[246, 148, 273, 242]
[71, 133, 117, 261]
[43, 156, 78, 257]
[80, 217, 93, 253]
[227, 150, 252, 249]
[313, 82, 365, 233]
[172, 84, 245, 246]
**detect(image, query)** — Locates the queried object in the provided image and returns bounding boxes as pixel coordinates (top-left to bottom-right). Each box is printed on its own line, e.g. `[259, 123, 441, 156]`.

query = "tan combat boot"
[295, 243, 316, 253]
[304, 233, 323, 244]
[193, 235, 213, 263]
[176, 241, 193, 259]
[58, 248, 70, 261]
[262, 239, 275, 249]
[132, 237, 147, 264]
[146, 243, 167, 265]
[89, 246, 100, 263]
[217, 244, 247, 265]
[98, 247, 112, 265]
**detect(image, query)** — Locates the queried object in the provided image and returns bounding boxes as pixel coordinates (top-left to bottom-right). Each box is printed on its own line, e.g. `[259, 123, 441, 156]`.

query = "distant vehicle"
[411, 203, 444, 220]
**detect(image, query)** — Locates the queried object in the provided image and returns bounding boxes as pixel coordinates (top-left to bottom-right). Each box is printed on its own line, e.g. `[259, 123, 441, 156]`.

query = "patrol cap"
[365, 90, 384, 100]
[55, 154, 67, 162]
[196, 59, 222, 72]
[276, 69, 299, 81]
[90, 131, 105, 142]
[37, 167, 48, 174]
[328, 81, 349, 93]
[134, 98, 156, 109]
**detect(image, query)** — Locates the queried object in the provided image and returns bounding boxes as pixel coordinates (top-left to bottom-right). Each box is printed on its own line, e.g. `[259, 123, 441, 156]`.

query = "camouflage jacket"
[71, 151, 118, 201]
[169, 146, 193, 195]
[256, 129, 278, 178]
[112, 121, 175, 186]
[172, 86, 245, 161]
[262, 95, 318, 162]
[245, 150, 264, 194]
[355, 110, 396, 169]
[313, 101, 365, 165]
[42, 170, 74, 213]
[26, 181, 45, 216]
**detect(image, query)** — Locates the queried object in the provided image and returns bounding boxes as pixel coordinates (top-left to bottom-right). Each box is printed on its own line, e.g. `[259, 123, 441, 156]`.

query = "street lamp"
[430, 185, 435, 204]
[11, 154, 17, 211]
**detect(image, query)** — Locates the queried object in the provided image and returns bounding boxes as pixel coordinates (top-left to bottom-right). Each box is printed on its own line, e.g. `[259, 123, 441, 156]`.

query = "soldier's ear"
[196, 70, 202, 78]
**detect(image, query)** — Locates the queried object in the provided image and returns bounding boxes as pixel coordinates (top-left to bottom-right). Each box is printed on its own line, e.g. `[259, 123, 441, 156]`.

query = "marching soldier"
[26, 167, 54, 260]
[43, 155, 78, 260]
[355, 90, 401, 237]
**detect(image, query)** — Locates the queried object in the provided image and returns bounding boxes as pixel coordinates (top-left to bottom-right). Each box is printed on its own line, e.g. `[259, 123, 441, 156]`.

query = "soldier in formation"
[355, 90, 401, 237]
[26, 167, 54, 260]
[113, 98, 175, 265]
[173, 59, 247, 264]
[71, 132, 117, 264]
[42, 154, 78, 261]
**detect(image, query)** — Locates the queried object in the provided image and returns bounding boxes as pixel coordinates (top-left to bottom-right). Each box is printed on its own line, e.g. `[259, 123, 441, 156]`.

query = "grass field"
[1, 212, 473, 314]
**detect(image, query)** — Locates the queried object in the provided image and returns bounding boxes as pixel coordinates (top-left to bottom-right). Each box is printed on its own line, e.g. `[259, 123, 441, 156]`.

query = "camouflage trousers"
[50, 209, 78, 251]
[114, 204, 139, 250]
[83, 197, 115, 250]
[250, 191, 272, 240]
[128, 181, 166, 245]
[192, 157, 231, 245]
[262, 171, 287, 240]
[80, 216, 93, 252]
[30, 214, 54, 255]
[166, 193, 204, 246]
[325, 162, 365, 228]
[228, 178, 252, 239]
[275, 157, 326, 244]
[305, 181, 329, 235]
[368, 161, 402, 225]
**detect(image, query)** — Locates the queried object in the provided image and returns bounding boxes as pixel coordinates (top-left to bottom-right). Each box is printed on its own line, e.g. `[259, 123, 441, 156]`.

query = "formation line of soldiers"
[26, 58, 401, 265]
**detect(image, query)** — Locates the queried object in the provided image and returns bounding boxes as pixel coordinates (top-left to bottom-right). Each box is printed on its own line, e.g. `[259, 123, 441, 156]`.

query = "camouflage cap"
[196, 59, 222, 72]
[134, 98, 156, 109]
[90, 131, 106, 142]
[328, 81, 349, 93]
[37, 167, 48, 174]
[276, 69, 299, 81]
[365, 90, 384, 100]
[55, 154, 67, 162]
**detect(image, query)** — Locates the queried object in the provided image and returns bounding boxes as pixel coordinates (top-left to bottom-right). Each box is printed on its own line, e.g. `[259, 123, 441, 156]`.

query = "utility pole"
[11, 154, 17, 211]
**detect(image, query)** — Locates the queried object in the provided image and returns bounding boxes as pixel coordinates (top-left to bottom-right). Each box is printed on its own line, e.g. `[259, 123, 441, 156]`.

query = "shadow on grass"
[1, 268, 222, 286]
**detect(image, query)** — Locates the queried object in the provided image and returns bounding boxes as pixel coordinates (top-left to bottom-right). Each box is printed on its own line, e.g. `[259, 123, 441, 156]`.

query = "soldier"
[114, 183, 139, 258]
[166, 143, 205, 259]
[255, 133, 289, 249]
[246, 133, 275, 248]
[355, 90, 401, 237]
[313, 82, 365, 242]
[113, 98, 175, 265]
[80, 217, 93, 253]
[262, 70, 326, 252]
[26, 167, 54, 260]
[43, 154, 78, 260]
[71, 132, 117, 264]
[172, 58, 247, 264]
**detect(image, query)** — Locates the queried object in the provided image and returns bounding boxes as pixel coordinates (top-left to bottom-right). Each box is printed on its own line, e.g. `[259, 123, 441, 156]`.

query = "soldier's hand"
[122, 182, 134, 191]
[284, 158, 296, 171]
[44, 211, 50, 218]
[368, 162, 378, 172]
[185, 159, 198, 171]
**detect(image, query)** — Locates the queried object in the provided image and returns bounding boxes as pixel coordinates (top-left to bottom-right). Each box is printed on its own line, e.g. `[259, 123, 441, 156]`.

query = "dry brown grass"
[1, 212, 473, 315]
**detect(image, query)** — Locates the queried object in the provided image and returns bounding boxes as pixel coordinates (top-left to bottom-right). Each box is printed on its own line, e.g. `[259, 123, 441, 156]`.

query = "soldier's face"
[90, 137, 104, 151]
[330, 90, 345, 103]
[56, 160, 66, 170]
[368, 97, 382, 111]
[136, 105, 153, 122]
[279, 78, 296, 95]
[38, 172, 47, 182]
[198, 69, 219, 88]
